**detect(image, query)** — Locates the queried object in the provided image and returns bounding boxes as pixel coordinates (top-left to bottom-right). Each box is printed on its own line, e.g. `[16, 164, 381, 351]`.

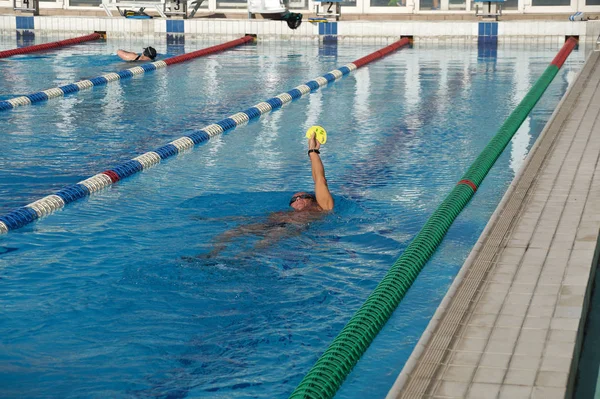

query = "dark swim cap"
[143, 46, 157, 60]
[285, 12, 302, 30]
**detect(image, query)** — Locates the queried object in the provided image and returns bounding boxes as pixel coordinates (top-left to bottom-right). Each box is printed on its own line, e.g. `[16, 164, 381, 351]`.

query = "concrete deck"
[388, 49, 600, 398]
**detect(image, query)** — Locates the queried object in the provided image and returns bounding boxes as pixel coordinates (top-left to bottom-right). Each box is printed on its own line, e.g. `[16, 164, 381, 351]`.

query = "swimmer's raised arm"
[308, 132, 334, 211]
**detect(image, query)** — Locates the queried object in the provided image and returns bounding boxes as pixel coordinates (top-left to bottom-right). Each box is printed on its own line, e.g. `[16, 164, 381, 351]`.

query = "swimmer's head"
[143, 46, 157, 60]
[289, 192, 316, 211]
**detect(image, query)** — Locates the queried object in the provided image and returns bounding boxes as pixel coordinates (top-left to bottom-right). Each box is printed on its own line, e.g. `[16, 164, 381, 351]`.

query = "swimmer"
[195, 126, 333, 259]
[117, 46, 157, 62]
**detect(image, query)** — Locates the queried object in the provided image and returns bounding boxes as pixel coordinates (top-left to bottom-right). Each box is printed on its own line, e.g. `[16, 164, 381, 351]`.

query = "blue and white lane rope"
[0, 35, 253, 112]
[0, 38, 410, 235]
[0, 63, 168, 111]
[0, 64, 355, 234]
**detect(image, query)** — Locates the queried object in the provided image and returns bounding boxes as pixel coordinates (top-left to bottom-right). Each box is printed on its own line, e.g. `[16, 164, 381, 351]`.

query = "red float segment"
[551, 37, 578, 68]
[163, 35, 254, 66]
[457, 179, 478, 192]
[102, 171, 120, 183]
[0, 32, 102, 59]
[351, 37, 410, 68]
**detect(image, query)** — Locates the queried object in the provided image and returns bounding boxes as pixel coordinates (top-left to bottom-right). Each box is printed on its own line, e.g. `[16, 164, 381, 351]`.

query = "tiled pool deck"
[389, 50, 600, 398]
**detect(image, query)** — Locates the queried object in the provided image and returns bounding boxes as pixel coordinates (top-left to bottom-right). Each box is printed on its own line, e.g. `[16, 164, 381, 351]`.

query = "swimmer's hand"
[308, 132, 320, 151]
[306, 126, 327, 148]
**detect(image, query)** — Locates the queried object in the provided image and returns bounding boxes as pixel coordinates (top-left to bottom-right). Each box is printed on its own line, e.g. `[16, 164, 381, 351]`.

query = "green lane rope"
[289, 37, 578, 399]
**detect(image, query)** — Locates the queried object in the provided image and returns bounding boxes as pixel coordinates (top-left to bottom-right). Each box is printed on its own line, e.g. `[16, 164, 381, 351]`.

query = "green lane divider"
[289, 37, 578, 399]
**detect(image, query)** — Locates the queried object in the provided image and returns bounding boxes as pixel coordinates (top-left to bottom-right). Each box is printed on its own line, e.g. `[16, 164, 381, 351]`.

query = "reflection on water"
[510, 52, 532, 174]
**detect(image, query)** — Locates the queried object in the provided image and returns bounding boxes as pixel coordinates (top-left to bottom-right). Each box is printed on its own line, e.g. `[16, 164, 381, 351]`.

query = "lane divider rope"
[0, 32, 102, 59]
[0, 35, 254, 112]
[0, 37, 411, 235]
[288, 37, 578, 399]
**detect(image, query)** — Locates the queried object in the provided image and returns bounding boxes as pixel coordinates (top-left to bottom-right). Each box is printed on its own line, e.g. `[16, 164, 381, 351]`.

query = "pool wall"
[0, 15, 599, 42]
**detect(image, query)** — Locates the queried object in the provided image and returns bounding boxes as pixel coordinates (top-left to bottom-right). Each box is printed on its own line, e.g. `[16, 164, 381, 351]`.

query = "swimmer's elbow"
[320, 198, 334, 211]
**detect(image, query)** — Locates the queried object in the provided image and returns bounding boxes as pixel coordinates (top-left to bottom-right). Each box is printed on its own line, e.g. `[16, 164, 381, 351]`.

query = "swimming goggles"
[289, 194, 315, 206]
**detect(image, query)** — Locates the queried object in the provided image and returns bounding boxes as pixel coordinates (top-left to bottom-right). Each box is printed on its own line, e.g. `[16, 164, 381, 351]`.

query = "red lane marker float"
[352, 37, 410, 68]
[457, 179, 478, 192]
[551, 36, 578, 68]
[163, 35, 254, 66]
[102, 171, 120, 183]
[0, 32, 102, 59]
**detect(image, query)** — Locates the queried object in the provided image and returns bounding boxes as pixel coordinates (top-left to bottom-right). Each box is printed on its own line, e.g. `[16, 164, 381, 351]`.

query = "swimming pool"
[0, 37, 587, 398]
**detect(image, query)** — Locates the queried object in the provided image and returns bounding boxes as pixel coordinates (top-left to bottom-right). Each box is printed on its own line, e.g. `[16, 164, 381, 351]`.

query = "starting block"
[475, 0, 503, 20]
[314, 0, 341, 21]
[13, 0, 39, 15]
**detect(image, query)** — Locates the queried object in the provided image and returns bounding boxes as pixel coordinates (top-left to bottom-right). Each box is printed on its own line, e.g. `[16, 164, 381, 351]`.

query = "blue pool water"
[0, 36, 587, 398]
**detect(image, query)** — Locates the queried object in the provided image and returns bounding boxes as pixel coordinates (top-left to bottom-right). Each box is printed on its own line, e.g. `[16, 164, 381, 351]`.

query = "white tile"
[486, 338, 515, 355]
[154, 19, 165, 33]
[514, 339, 544, 356]
[255, 20, 263, 36]
[522, 316, 551, 330]
[479, 353, 511, 369]
[38, 17, 47, 30]
[520, 22, 531, 36]
[246, 21, 257, 35]
[195, 20, 204, 34]
[217, 20, 224, 35]
[536, 371, 569, 388]
[531, 386, 566, 399]
[435, 381, 469, 397]
[184, 19, 193, 34]
[502, 22, 516, 36]
[554, 306, 583, 319]
[540, 356, 572, 373]
[105, 18, 115, 33]
[442, 365, 476, 382]
[473, 367, 506, 384]
[467, 383, 500, 399]
[353, 22, 364, 36]
[61, 17, 70, 31]
[544, 341, 576, 358]
[497, 21, 504, 36]
[505, 368, 536, 385]
[548, 329, 577, 343]
[499, 385, 532, 399]
[97, 19, 106, 32]
[510, 354, 541, 370]
[455, 337, 487, 352]
[450, 350, 482, 366]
